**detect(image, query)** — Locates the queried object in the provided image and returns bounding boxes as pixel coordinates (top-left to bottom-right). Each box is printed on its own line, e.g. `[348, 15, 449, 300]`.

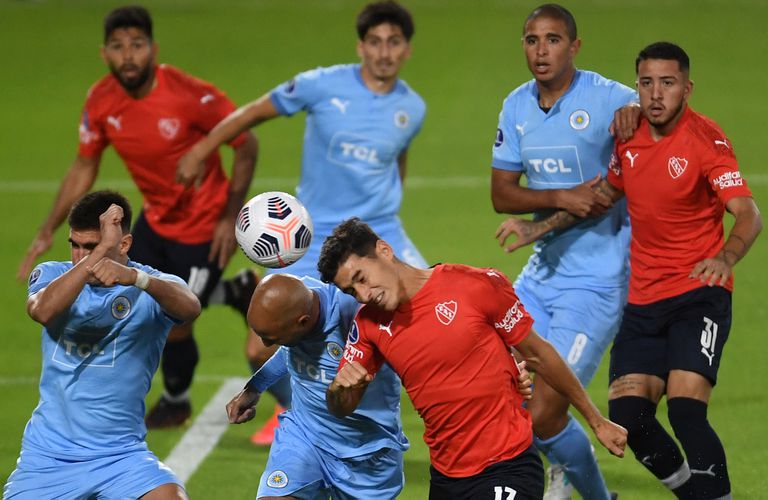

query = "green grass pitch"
[1, 1, 766, 498]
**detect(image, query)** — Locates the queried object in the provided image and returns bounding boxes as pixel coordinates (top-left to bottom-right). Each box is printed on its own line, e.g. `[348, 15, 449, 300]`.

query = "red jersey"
[77, 64, 247, 244]
[607, 107, 752, 304]
[339, 264, 534, 477]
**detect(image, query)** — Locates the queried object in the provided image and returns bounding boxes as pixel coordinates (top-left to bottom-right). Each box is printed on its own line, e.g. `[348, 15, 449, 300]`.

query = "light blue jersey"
[4, 261, 184, 499]
[270, 64, 425, 225]
[493, 70, 635, 289]
[250, 277, 407, 498]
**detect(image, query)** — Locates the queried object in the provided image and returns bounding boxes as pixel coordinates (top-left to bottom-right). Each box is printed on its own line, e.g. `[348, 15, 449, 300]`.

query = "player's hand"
[176, 148, 206, 188]
[87, 258, 134, 287]
[609, 103, 642, 142]
[689, 254, 733, 287]
[330, 362, 373, 392]
[97, 204, 125, 251]
[226, 386, 261, 424]
[516, 360, 533, 400]
[557, 175, 613, 218]
[17, 230, 54, 282]
[592, 417, 627, 457]
[209, 215, 238, 269]
[495, 218, 542, 252]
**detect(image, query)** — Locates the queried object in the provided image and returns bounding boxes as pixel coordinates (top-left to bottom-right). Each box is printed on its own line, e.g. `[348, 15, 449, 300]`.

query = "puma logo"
[625, 150, 639, 168]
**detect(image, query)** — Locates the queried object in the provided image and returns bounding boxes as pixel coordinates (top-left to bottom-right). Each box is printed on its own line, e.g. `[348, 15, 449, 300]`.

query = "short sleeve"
[606, 141, 624, 191]
[476, 270, 533, 346]
[27, 262, 68, 296]
[701, 135, 752, 204]
[607, 80, 638, 111]
[270, 67, 327, 117]
[77, 96, 109, 159]
[338, 314, 385, 376]
[491, 96, 523, 172]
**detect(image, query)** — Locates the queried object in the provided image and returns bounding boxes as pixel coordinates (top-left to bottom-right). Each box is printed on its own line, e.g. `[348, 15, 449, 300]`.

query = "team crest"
[394, 110, 409, 129]
[347, 321, 360, 344]
[327, 342, 344, 360]
[157, 118, 180, 140]
[266, 470, 288, 488]
[668, 156, 688, 179]
[435, 301, 457, 326]
[284, 78, 296, 94]
[494, 128, 504, 147]
[111, 296, 131, 319]
[569, 110, 590, 130]
[28, 267, 42, 287]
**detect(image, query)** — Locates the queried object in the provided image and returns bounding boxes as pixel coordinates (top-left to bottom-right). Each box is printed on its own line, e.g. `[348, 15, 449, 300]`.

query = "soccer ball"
[235, 191, 313, 268]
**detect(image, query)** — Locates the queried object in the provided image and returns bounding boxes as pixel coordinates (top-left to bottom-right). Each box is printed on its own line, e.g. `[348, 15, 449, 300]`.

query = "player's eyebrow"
[68, 238, 98, 250]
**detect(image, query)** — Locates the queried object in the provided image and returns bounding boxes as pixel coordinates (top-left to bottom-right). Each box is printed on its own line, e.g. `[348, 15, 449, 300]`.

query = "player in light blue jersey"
[178, 1, 426, 444]
[226, 274, 408, 498]
[4, 191, 201, 500]
[490, 5, 638, 500]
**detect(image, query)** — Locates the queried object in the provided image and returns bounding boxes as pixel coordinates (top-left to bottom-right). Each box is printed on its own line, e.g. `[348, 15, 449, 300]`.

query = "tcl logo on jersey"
[521, 145, 584, 187]
[712, 171, 744, 190]
[328, 133, 395, 171]
[52, 333, 117, 368]
[435, 301, 457, 326]
[667, 156, 688, 179]
[495, 301, 525, 333]
[158, 118, 181, 140]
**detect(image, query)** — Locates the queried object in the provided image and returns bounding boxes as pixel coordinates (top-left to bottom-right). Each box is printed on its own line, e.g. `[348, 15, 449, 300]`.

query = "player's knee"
[667, 397, 709, 438]
[608, 396, 657, 440]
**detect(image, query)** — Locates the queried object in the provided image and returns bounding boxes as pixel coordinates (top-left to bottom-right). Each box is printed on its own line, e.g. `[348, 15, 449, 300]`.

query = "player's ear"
[376, 239, 394, 260]
[356, 40, 364, 60]
[684, 79, 694, 100]
[119, 234, 133, 256]
[570, 37, 581, 57]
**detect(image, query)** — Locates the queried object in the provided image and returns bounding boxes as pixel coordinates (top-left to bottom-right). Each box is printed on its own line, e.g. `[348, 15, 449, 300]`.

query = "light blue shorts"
[268, 215, 427, 279]
[257, 414, 404, 500]
[3, 446, 182, 499]
[514, 277, 627, 386]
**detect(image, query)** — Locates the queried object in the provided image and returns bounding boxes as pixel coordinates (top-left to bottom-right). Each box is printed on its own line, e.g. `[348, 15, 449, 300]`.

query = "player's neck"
[536, 66, 576, 109]
[648, 104, 687, 141]
[400, 266, 434, 301]
[360, 67, 398, 94]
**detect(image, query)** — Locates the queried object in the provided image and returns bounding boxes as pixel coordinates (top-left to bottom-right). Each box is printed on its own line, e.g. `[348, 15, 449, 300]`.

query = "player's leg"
[331, 447, 405, 500]
[532, 287, 623, 500]
[666, 286, 732, 499]
[96, 448, 186, 499]
[608, 298, 695, 498]
[428, 446, 544, 500]
[256, 414, 330, 499]
[140, 483, 187, 499]
[3, 451, 91, 499]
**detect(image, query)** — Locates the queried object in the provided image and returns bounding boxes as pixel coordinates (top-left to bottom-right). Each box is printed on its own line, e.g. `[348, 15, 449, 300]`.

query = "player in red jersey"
[497, 42, 762, 499]
[16, 6, 258, 428]
[317, 218, 627, 499]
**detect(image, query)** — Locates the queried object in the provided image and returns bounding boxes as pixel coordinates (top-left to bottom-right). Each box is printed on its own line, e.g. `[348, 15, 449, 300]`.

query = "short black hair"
[68, 190, 132, 234]
[104, 5, 153, 42]
[318, 218, 380, 284]
[524, 4, 577, 41]
[356, 1, 414, 41]
[635, 41, 690, 74]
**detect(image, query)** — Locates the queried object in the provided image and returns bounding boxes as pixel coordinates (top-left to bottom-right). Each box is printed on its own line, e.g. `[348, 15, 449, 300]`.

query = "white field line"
[1, 174, 766, 194]
[164, 377, 248, 483]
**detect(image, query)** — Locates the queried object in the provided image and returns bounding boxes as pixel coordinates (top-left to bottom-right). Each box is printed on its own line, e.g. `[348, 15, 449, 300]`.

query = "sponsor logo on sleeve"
[609, 152, 621, 176]
[712, 171, 744, 190]
[347, 321, 360, 344]
[28, 267, 42, 287]
[78, 111, 99, 145]
[495, 301, 525, 333]
[435, 301, 457, 326]
[284, 78, 296, 95]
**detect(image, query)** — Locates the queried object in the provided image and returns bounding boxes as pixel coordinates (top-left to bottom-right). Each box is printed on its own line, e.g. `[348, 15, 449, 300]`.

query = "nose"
[651, 82, 663, 100]
[354, 283, 373, 303]
[536, 41, 547, 57]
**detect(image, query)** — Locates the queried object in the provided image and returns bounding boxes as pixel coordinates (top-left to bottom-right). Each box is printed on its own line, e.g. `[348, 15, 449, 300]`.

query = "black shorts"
[129, 212, 222, 307]
[610, 286, 732, 386]
[428, 445, 543, 500]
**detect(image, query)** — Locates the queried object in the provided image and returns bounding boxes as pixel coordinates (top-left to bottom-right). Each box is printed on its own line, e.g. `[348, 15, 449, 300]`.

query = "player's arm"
[227, 347, 289, 424]
[495, 178, 624, 252]
[515, 329, 627, 457]
[491, 169, 613, 218]
[132, 269, 201, 323]
[327, 361, 373, 418]
[208, 131, 258, 269]
[17, 154, 101, 281]
[176, 94, 279, 187]
[689, 196, 763, 286]
[397, 150, 408, 184]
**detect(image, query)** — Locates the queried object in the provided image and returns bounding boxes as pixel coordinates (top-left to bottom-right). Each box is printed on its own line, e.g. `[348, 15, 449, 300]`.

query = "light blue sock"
[535, 415, 610, 500]
[266, 374, 292, 409]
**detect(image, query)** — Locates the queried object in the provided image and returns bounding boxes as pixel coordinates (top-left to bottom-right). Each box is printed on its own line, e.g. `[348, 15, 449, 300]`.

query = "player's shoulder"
[576, 69, 627, 90]
[158, 64, 224, 96]
[297, 64, 353, 84]
[502, 79, 536, 107]
[355, 303, 393, 329]
[435, 263, 511, 287]
[678, 108, 736, 159]
[394, 78, 425, 107]
[83, 74, 122, 110]
[27, 261, 71, 292]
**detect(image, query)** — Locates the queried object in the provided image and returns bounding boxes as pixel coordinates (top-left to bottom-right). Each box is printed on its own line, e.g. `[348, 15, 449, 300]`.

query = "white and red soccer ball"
[235, 191, 313, 268]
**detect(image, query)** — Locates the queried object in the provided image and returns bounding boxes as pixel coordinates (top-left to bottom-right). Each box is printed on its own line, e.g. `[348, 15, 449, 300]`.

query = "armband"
[134, 269, 150, 290]
[246, 347, 289, 393]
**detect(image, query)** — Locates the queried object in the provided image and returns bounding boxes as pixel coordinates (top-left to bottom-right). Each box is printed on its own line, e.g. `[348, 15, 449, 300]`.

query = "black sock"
[668, 397, 730, 498]
[610, 396, 695, 498]
[161, 335, 199, 398]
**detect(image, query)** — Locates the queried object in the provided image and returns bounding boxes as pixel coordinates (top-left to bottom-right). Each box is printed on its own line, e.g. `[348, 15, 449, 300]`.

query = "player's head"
[67, 190, 133, 266]
[101, 6, 157, 93]
[356, 1, 414, 84]
[319, 218, 402, 311]
[247, 274, 318, 347]
[635, 42, 692, 135]
[522, 4, 580, 87]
